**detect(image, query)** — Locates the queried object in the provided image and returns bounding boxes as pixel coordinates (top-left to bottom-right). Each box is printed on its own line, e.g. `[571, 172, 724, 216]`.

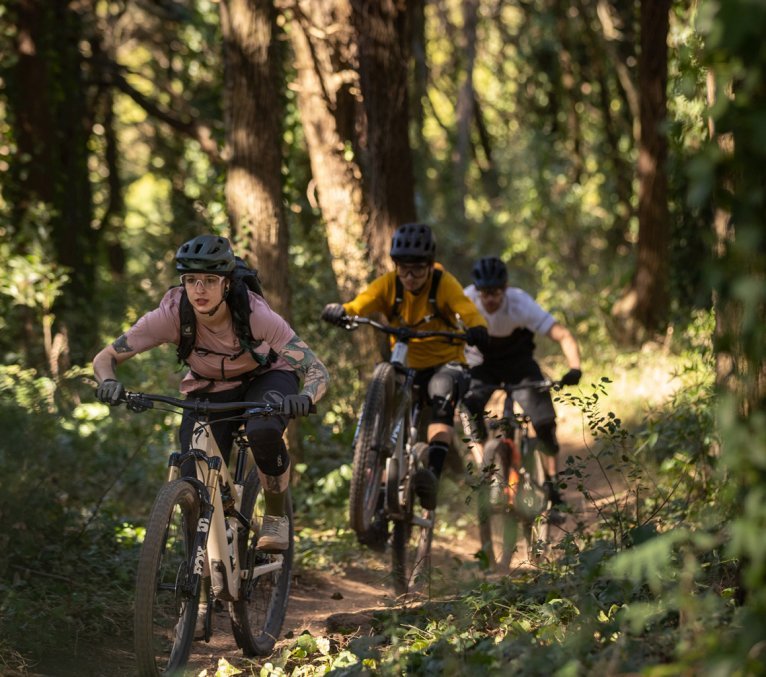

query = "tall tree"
[220, 0, 291, 319]
[350, 0, 417, 272]
[453, 0, 478, 222]
[288, 0, 370, 300]
[612, 0, 671, 342]
[5, 0, 97, 367]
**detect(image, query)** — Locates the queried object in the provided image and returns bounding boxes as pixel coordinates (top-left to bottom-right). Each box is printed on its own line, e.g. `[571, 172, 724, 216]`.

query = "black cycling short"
[413, 361, 471, 426]
[178, 369, 299, 467]
[461, 359, 555, 441]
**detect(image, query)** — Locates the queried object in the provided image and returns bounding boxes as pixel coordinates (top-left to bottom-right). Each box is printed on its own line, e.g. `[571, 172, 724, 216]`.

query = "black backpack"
[390, 268, 457, 329]
[176, 256, 278, 372]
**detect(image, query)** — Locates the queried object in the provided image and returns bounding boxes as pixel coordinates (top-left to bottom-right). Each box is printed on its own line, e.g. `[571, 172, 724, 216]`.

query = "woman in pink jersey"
[93, 234, 330, 554]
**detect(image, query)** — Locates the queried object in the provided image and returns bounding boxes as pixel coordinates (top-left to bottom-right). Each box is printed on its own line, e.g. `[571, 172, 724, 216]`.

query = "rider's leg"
[513, 371, 565, 508]
[460, 379, 496, 469]
[411, 363, 470, 509]
[243, 371, 300, 550]
[178, 387, 245, 477]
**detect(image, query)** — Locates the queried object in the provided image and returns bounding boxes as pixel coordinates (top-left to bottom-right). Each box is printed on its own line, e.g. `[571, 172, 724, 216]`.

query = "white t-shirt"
[463, 285, 555, 367]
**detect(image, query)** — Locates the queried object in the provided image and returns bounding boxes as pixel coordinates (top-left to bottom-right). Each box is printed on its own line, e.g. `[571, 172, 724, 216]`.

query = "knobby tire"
[520, 444, 551, 562]
[349, 362, 395, 539]
[391, 508, 434, 596]
[229, 468, 293, 656]
[477, 438, 518, 570]
[134, 480, 200, 677]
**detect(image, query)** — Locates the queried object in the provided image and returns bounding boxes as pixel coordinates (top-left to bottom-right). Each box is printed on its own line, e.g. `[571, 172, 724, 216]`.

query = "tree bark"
[453, 0, 478, 222]
[220, 0, 291, 320]
[289, 0, 370, 300]
[350, 0, 417, 273]
[612, 0, 670, 343]
[6, 0, 97, 367]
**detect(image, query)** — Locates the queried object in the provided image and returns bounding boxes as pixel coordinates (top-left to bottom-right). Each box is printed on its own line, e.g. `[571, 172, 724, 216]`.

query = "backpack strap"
[176, 285, 278, 371]
[177, 289, 196, 363]
[390, 268, 457, 329]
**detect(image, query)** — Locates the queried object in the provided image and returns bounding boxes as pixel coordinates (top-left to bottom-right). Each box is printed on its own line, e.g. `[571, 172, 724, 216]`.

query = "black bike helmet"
[390, 223, 436, 262]
[175, 235, 236, 274]
[472, 256, 508, 289]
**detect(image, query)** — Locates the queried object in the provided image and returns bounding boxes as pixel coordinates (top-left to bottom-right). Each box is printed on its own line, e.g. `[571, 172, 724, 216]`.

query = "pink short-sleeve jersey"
[124, 287, 296, 393]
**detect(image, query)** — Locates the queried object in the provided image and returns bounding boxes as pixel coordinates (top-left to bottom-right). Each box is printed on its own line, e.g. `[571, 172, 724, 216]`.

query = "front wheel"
[134, 480, 201, 677]
[229, 468, 293, 656]
[518, 446, 551, 562]
[477, 438, 519, 570]
[391, 457, 434, 597]
[349, 362, 395, 540]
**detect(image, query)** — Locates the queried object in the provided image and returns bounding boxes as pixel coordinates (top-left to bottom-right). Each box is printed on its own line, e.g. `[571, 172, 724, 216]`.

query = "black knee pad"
[430, 395, 456, 425]
[428, 370, 460, 425]
[248, 425, 290, 476]
[535, 421, 559, 457]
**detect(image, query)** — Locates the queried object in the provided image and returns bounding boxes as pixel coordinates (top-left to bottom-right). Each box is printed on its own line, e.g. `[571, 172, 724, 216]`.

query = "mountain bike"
[470, 380, 560, 569]
[339, 316, 467, 595]
[118, 391, 313, 676]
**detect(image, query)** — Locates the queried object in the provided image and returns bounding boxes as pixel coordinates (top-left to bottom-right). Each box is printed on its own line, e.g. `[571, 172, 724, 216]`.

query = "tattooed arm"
[92, 334, 141, 385]
[276, 334, 330, 403]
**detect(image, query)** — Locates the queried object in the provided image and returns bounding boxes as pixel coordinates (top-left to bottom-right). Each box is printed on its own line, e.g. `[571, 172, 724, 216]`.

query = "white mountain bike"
[119, 391, 312, 676]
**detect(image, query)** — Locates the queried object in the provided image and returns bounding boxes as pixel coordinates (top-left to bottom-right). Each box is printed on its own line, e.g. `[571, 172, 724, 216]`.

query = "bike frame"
[385, 347, 425, 521]
[129, 395, 287, 603]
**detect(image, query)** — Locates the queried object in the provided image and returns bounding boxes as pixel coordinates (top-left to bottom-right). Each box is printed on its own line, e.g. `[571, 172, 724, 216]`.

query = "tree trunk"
[611, 0, 670, 343]
[290, 0, 370, 300]
[453, 0, 478, 222]
[220, 0, 291, 320]
[6, 0, 97, 368]
[350, 0, 417, 273]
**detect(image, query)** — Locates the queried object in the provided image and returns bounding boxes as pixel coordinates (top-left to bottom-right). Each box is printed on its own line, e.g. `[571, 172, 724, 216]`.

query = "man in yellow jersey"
[321, 223, 489, 509]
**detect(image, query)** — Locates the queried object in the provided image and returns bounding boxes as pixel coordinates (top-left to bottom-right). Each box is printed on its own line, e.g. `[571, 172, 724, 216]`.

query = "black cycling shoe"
[358, 511, 389, 552]
[412, 468, 438, 510]
[544, 480, 567, 525]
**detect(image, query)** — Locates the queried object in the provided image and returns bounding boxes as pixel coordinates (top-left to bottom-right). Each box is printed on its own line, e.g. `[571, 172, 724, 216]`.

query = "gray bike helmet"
[472, 256, 508, 289]
[390, 223, 436, 262]
[175, 235, 236, 274]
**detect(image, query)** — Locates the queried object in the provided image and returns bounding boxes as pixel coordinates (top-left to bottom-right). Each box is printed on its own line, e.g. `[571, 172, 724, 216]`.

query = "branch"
[108, 67, 222, 163]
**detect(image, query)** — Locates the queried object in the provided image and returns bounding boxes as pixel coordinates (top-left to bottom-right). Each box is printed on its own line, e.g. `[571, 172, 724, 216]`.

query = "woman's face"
[180, 273, 228, 313]
[395, 261, 433, 294]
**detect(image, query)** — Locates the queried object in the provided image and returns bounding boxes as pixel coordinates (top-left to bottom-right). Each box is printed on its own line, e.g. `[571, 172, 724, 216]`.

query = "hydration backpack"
[176, 256, 278, 371]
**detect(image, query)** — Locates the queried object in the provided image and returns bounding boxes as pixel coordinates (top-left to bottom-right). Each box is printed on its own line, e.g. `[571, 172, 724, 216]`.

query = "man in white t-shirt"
[461, 256, 582, 510]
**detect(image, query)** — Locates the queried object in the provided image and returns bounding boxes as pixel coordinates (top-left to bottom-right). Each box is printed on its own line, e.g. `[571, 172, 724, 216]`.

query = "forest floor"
[28, 369, 679, 677]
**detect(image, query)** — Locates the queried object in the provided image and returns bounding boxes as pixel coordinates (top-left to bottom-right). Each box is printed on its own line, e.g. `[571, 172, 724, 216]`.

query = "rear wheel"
[229, 468, 293, 656]
[134, 480, 200, 677]
[349, 362, 395, 540]
[477, 438, 519, 570]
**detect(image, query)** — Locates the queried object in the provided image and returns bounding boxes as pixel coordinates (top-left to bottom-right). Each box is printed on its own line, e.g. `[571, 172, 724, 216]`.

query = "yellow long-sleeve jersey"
[342, 267, 487, 370]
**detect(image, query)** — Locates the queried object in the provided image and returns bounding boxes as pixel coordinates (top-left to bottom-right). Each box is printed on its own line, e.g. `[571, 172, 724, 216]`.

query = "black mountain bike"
[119, 391, 312, 676]
[339, 316, 467, 595]
[472, 380, 561, 569]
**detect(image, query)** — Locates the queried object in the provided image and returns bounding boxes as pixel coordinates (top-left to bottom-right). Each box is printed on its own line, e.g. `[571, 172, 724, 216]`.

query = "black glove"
[465, 325, 489, 348]
[321, 303, 346, 326]
[559, 368, 582, 387]
[282, 394, 313, 417]
[96, 378, 125, 405]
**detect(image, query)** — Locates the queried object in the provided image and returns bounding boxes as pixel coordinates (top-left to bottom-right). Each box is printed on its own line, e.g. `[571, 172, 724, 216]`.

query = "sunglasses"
[395, 263, 430, 279]
[180, 274, 224, 290]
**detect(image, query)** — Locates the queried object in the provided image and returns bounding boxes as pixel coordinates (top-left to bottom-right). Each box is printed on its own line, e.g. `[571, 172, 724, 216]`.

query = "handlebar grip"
[309, 403, 317, 414]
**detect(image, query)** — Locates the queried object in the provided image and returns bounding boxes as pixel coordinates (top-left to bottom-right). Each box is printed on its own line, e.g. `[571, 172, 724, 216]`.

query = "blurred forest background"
[0, 0, 764, 674]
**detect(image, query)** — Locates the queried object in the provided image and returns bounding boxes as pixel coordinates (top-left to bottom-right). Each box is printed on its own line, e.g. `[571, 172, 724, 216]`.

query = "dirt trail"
[29, 398, 612, 676]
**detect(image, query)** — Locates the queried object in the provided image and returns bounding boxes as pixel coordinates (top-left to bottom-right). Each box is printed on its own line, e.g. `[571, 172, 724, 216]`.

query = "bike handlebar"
[120, 391, 316, 417]
[340, 315, 468, 342]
